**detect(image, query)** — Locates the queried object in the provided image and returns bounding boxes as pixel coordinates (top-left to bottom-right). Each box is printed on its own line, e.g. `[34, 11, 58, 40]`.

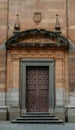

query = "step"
[24, 112, 50, 115]
[21, 115, 54, 118]
[11, 119, 63, 124]
[16, 116, 59, 120]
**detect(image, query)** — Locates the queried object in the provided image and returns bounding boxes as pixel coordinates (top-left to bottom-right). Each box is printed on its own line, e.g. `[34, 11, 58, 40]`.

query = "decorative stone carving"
[6, 29, 69, 50]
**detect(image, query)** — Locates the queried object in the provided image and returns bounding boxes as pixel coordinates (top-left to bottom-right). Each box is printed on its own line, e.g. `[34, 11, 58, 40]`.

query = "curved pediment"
[6, 29, 69, 49]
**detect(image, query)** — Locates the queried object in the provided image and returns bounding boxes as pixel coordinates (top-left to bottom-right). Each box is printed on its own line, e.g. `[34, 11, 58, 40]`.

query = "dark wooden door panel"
[38, 67, 49, 112]
[26, 66, 49, 112]
[26, 89, 37, 112]
[26, 67, 38, 112]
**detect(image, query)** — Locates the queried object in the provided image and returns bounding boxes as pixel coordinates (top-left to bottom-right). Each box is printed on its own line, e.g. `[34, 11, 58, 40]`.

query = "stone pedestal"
[67, 106, 75, 123]
[8, 106, 20, 120]
[55, 106, 65, 122]
[0, 106, 7, 120]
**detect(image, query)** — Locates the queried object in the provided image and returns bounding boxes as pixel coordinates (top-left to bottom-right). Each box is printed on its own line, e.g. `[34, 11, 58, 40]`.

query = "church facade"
[0, 0, 75, 122]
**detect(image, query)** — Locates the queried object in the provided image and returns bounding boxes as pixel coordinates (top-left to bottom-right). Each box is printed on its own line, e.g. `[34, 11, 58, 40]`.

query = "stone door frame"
[20, 59, 55, 115]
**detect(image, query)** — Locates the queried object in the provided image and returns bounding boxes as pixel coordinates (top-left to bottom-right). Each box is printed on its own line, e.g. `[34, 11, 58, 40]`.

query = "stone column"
[49, 61, 55, 114]
[20, 62, 27, 115]
[8, 57, 20, 120]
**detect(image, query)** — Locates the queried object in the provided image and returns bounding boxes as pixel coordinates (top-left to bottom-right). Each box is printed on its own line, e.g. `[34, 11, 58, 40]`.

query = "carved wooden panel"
[38, 67, 49, 112]
[26, 67, 37, 112]
[26, 66, 49, 112]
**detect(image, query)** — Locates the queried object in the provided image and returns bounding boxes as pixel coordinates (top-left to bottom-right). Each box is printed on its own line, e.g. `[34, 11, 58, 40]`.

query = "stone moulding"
[5, 28, 70, 50]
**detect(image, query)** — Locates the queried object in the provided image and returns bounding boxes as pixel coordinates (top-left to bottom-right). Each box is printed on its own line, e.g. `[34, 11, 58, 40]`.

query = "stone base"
[0, 106, 7, 120]
[67, 106, 75, 123]
[54, 106, 65, 122]
[8, 106, 20, 121]
[1, 106, 75, 123]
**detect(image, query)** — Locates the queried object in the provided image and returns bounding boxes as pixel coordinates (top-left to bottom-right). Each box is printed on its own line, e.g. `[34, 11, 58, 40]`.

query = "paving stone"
[0, 122, 75, 130]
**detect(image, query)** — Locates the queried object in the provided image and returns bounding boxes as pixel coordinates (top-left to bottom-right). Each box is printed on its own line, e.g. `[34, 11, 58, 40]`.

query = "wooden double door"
[26, 66, 49, 112]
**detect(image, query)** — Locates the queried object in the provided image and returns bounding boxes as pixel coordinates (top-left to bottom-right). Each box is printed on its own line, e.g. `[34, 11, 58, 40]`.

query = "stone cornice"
[5, 29, 69, 49]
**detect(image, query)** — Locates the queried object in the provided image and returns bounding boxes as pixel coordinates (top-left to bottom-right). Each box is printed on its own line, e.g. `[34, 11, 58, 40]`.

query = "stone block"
[8, 106, 20, 120]
[68, 106, 75, 123]
[0, 92, 5, 106]
[56, 88, 64, 106]
[0, 106, 7, 120]
[55, 106, 65, 122]
[6, 88, 19, 106]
